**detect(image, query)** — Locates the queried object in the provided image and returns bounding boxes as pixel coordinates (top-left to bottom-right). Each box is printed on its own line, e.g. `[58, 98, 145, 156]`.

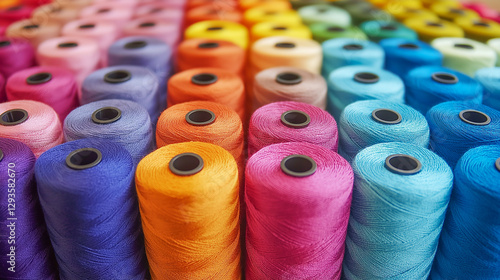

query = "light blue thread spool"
[475, 67, 500, 111]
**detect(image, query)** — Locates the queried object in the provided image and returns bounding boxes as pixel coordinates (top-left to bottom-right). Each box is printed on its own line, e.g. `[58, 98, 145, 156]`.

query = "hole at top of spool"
[150, 7, 162, 13]
[79, 23, 95, 29]
[449, 8, 465, 14]
[26, 72, 52, 85]
[139, 22, 156, 28]
[276, 72, 302, 85]
[206, 26, 223, 31]
[22, 24, 39, 29]
[169, 153, 204, 176]
[191, 73, 218, 85]
[459, 110, 491, 126]
[92, 107, 122, 124]
[58, 42, 78, 48]
[431, 72, 459, 84]
[354, 72, 380, 84]
[104, 70, 132, 84]
[265, 11, 278, 15]
[7, 6, 23, 11]
[0, 109, 29, 126]
[317, 7, 329, 13]
[66, 148, 102, 170]
[496, 158, 500, 172]
[426, 22, 443, 27]
[124, 40, 147, 49]
[385, 154, 422, 175]
[372, 108, 402, 125]
[281, 110, 311, 128]
[280, 154, 317, 177]
[328, 26, 345, 32]
[406, 8, 421, 13]
[273, 26, 288, 31]
[185, 109, 216, 126]
[381, 25, 397, 31]
[454, 43, 474, 50]
[0, 40, 11, 47]
[97, 8, 110, 13]
[399, 43, 419, 49]
[198, 42, 219, 48]
[343, 43, 363, 50]
[275, 42, 296, 48]
[472, 21, 490, 27]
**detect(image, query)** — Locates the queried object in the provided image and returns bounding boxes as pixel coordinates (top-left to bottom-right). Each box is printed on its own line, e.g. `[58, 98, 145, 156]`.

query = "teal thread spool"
[360, 20, 418, 42]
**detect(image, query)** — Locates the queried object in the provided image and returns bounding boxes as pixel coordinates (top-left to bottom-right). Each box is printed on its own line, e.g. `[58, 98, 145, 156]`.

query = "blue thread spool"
[475, 67, 500, 111]
[360, 20, 418, 43]
[379, 38, 443, 79]
[405, 66, 483, 114]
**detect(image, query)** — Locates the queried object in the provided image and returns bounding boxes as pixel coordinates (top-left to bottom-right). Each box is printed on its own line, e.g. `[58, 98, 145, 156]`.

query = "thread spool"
[37, 36, 100, 86]
[327, 65, 405, 119]
[387, 6, 439, 22]
[0, 5, 33, 26]
[321, 38, 385, 77]
[134, 3, 184, 26]
[6, 66, 79, 121]
[475, 67, 500, 111]
[430, 145, 500, 280]
[32, 4, 79, 26]
[252, 67, 328, 111]
[421, 0, 460, 8]
[431, 37, 497, 77]
[290, 0, 326, 9]
[0, 100, 63, 157]
[297, 4, 351, 26]
[108, 36, 171, 113]
[380, 38, 443, 79]
[177, 39, 245, 74]
[426, 101, 500, 168]
[185, 4, 242, 26]
[5, 19, 60, 48]
[122, 19, 180, 48]
[430, 3, 479, 22]
[246, 141, 353, 279]
[62, 20, 118, 67]
[248, 101, 338, 157]
[240, 0, 290, 10]
[309, 24, 367, 43]
[404, 18, 464, 43]
[168, 68, 245, 120]
[339, 100, 429, 162]
[360, 20, 418, 42]
[78, 4, 133, 27]
[250, 22, 312, 43]
[138, 0, 187, 9]
[185, 20, 249, 49]
[405, 66, 483, 114]
[136, 142, 241, 279]
[35, 138, 148, 280]
[454, 18, 500, 43]
[343, 3, 393, 26]
[0, 138, 58, 280]
[56, 0, 93, 10]
[243, 6, 302, 28]
[187, 0, 236, 10]
[488, 38, 500, 66]
[344, 142, 453, 279]
[0, 73, 4, 102]
[64, 99, 154, 164]
[82, 66, 160, 120]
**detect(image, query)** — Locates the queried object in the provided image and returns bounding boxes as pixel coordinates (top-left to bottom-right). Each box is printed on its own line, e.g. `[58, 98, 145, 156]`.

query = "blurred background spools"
[250, 21, 312, 43]
[430, 2, 479, 21]
[243, 5, 302, 28]
[454, 18, 500, 43]
[81, 65, 160, 120]
[0, 138, 58, 280]
[386, 6, 439, 22]
[248, 101, 338, 157]
[297, 4, 351, 27]
[476, 67, 500, 111]
[6, 66, 79, 120]
[252, 66, 327, 111]
[342, 2, 393, 26]
[309, 24, 367, 43]
[327, 65, 405, 119]
[431, 145, 500, 280]
[431, 37, 497, 77]
[343, 142, 453, 280]
[405, 66, 483, 114]
[0, 73, 4, 102]
[488, 38, 500, 66]
[0, 37, 35, 79]
[404, 18, 464, 43]
[245, 142, 353, 280]
[78, 4, 133, 27]
[0, 5, 34, 26]
[0, 100, 63, 157]
[122, 19, 180, 48]
[185, 4, 242, 26]
[31, 3, 79, 26]
[167, 67, 245, 120]
[6, 19, 60, 48]
[64, 99, 154, 164]
[380, 38, 443, 79]
[426, 101, 500, 168]
[134, 3, 184, 26]
[184, 20, 249, 49]
[240, 0, 290, 11]
[136, 142, 241, 279]
[360, 20, 418, 42]
[321, 38, 384, 77]
[177, 39, 245, 75]
[37, 36, 100, 85]
[338, 100, 429, 162]
[36, 138, 148, 280]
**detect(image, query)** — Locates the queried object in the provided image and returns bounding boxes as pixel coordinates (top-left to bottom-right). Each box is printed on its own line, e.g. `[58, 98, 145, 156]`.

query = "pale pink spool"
[6, 66, 79, 121]
[122, 19, 180, 48]
[6, 19, 61, 48]
[79, 4, 133, 27]
[93, 0, 138, 8]
[62, 19, 118, 67]
[37, 36, 100, 86]
[0, 37, 36, 78]
[134, 3, 184, 26]
[0, 100, 63, 157]
[245, 141, 353, 280]
[248, 101, 338, 157]
[32, 4, 80, 26]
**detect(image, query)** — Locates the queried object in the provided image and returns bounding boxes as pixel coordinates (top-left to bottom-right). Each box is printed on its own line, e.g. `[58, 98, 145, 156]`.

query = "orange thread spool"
[187, 0, 238, 11]
[239, 0, 291, 11]
[177, 38, 245, 75]
[136, 141, 241, 280]
[185, 4, 242, 26]
[167, 68, 246, 120]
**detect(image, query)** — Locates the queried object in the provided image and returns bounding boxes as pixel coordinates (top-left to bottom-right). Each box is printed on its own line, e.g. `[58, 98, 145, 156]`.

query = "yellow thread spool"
[455, 18, 500, 43]
[185, 20, 249, 49]
[404, 18, 464, 43]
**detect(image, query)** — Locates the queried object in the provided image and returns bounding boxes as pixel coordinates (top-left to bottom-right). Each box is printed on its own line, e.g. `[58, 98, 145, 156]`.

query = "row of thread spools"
[1, 0, 500, 280]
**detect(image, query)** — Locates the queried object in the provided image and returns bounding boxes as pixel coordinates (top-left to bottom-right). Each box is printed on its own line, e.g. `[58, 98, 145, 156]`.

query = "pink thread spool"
[62, 20, 118, 67]
[0, 73, 5, 102]
[122, 19, 180, 48]
[37, 36, 100, 86]
[95, 0, 139, 8]
[248, 101, 338, 157]
[79, 4, 133, 27]
[6, 66, 79, 121]
[6, 19, 60, 48]
[0, 100, 63, 157]
[138, 0, 187, 9]
[32, 4, 80, 26]
[0, 25, 6, 36]
[21, 0, 51, 7]
[245, 141, 353, 280]
[134, 3, 184, 27]
[0, 5, 34, 26]
[0, 37, 35, 78]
